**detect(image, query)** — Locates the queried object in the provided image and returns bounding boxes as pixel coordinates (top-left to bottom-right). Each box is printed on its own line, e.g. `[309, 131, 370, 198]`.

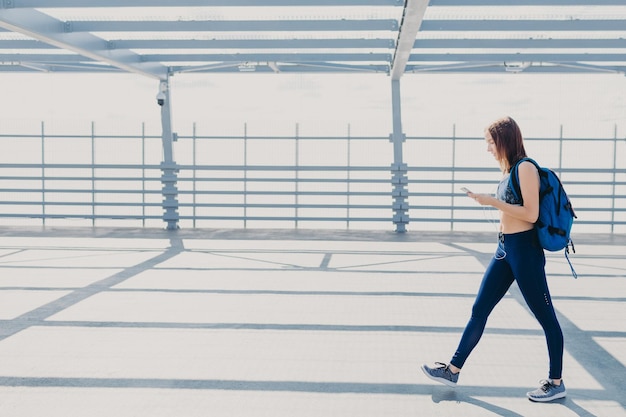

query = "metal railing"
[0, 122, 624, 233]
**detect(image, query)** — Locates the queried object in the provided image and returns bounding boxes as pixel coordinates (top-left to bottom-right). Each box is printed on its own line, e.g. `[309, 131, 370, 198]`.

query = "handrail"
[0, 123, 623, 233]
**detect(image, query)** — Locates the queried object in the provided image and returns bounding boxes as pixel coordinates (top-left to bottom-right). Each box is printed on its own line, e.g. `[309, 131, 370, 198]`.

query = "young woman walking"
[421, 116, 566, 402]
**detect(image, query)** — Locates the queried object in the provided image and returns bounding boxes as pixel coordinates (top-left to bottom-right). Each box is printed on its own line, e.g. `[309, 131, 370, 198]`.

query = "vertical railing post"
[450, 123, 457, 231]
[611, 124, 618, 233]
[141, 122, 146, 227]
[91, 121, 96, 226]
[158, 76, 180, 230]
[295, 123, 300, 229]
[192, 122, 197, 229]
[558, 125, 564, 172]
[244, 122, 248, 229]
[390, 79, 408, 233]
[40, 121, 46, 226]
[347, 123, 351, 229]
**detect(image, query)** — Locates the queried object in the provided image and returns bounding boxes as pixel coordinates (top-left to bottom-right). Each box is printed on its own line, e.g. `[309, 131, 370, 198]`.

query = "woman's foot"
[527, 379, 567, 402]
[421, 362, 459, 387]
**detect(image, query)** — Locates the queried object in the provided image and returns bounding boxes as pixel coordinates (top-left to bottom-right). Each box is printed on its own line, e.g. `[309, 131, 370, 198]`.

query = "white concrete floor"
[0, 227, 624, 416]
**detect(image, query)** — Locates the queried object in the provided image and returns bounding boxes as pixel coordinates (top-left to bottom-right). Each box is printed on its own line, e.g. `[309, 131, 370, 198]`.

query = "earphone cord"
[483, 191, 507, 260]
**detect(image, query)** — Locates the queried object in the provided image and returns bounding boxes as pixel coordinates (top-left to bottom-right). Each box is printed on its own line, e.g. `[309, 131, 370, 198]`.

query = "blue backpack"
[510, 157, 578, 278]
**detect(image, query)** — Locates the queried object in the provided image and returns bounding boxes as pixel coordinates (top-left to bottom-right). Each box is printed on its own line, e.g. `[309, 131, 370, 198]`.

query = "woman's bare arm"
[468, 161, 540, 223]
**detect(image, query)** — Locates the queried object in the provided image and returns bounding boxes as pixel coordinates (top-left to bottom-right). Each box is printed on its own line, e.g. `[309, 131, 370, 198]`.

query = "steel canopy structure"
[1, 0, 625, 231]
[1, 0, 626, 79]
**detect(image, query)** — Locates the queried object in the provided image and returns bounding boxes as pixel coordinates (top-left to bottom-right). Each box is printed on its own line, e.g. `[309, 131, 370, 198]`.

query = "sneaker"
[421, 362, 459, 387]
[527, 379, 567, 402]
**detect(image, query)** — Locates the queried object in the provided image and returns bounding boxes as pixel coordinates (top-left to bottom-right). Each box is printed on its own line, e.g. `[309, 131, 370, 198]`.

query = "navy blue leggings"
[450, 229, 564, 379]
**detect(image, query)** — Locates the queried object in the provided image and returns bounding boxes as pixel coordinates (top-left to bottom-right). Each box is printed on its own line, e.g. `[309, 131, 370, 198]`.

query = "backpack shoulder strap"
[509, 157, 540, 203]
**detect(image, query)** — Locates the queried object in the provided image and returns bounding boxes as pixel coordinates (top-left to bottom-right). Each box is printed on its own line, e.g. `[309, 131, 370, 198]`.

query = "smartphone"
[460, 187, 472, 194]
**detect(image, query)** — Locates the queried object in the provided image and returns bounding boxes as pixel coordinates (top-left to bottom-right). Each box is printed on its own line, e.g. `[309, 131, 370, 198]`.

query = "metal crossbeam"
[6, 38, 626, 51]
[420, 20, 626, 32]
[171, 62, 391, 74]
[8, 0, 404, 7]
[67, 20, 398, 33]
[0, 8, 168, 79]
[0, 52, 393, 63]
[390, 0, 429, 80]
[409, 52, 626, 62]
[0, 1, 624, 76]
[406, 62, 626, 74]
[412, 39, 626, 49]
[430, 0, 626, 5]
[110, 39, 395, 50]
[144, 53, 393, 63]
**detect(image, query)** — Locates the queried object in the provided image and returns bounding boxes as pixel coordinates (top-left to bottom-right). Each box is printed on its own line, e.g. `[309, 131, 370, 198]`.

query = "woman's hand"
[467, 192, 495, 207]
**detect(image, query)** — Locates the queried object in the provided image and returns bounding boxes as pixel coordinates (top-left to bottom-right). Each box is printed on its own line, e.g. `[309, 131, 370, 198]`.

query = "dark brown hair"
[485, 116, 527, 172]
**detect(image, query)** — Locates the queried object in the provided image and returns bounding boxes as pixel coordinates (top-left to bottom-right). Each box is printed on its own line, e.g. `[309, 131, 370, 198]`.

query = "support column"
[390, 79, 409, 233]
[158, 76, 179, 230]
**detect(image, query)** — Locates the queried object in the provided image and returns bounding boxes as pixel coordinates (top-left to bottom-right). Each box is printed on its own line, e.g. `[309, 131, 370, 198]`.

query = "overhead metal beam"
[0, 52, 392, 65]
[142, 53, 393, 63]
[0, 8, 168, 80]
[420, 19, 626, 32]
[109, 39, 395, 50]
[406, 62, 626, 74]
[29, 62, 124, 72]
[1, 0, 624, 78]
[550, 62, 626, 74]
[1, 60, 622, 75]
[171, 62, 390, 74]
[3, 52, 623, 66]
[17, 61, 50, 72]
[6, 37, 626, 51]
[0, 62, 389, 75]
[412, 38, 626, 49]
[285, 62, 390, 72]
[409, 52, 626, 62]
[0, 53, 93, 63]
[174, 62, 244, 74]
[8, 0, 625, 6]
[8, 0, 404, 7]
[430, 0, 626, 5]
[267, 62, 280, 73]
[390, 0, 429, 80]
[0, 39, 51, 48]
[68, 20, 398, 33]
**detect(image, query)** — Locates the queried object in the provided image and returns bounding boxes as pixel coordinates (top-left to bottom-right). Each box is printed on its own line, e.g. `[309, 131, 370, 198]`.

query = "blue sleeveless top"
[496, 173, 522, 205]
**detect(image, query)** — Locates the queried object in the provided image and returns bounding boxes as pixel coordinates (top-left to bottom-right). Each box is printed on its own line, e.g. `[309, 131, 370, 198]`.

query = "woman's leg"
[509, 244, 564, 380]
[450, 255, 515, 370]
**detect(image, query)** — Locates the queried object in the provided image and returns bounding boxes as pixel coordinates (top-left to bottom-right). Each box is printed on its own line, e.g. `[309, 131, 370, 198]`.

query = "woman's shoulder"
[516, 159, 540, 188]
[516, 158, 538, 174]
